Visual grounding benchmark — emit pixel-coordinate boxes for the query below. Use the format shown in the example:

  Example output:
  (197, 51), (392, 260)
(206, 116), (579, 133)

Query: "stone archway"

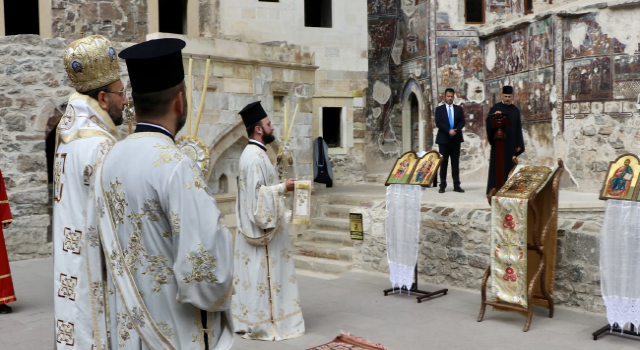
(400, 80), (426, 153)
(206, 120), (279, 185)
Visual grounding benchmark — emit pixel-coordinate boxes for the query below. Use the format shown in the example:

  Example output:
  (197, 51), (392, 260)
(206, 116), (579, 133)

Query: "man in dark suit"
(435, 88), (465, 193)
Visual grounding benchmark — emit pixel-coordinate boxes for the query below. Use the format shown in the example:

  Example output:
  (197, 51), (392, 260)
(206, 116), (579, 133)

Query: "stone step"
(294, 241), (354, 261)
(325, 193), (382, 207)
(319, 204), (353, 219)
(293, 255), (353, 274)
(311, 217), (350, 231)
(295, 269), (341, 280)
(301, 229), (354, 246)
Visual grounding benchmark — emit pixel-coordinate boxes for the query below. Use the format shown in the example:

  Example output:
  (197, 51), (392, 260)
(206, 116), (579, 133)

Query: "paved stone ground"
(2, 258), (638, 350)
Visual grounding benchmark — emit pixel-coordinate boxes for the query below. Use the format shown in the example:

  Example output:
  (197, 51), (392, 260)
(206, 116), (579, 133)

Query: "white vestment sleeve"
(168, 160), (234, 312)
(246, 158), (286, 231)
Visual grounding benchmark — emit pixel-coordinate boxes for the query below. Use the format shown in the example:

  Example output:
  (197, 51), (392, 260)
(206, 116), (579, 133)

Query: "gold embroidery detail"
(289, 275), (297, 284)
(96, 197), (106, 218)
(56, 320), (75, 346)
(141, 199), (164, 221)
(184, 164), (208, 192)
(86, 226), (100, 248)
(256, 282), (268, 296)
(170, 212), (180, 235)
(116, 311), (132, 347)
(157, 322), (174, 339)
(256, 310), (266, 320)
(271, 282), (282, 297)
(54, 153), (67, 203)
(0, 273), (10, 279)
(109, 242), (125, 276)
(280, 248), (291, 262)
(90, 281), (105, 314)
(62, 228), (82, 255)
(83, 165), (94, 186)
(242, 281), (250, 291)
(125, 211), (145, 271)
(242, 252), (250, 266)
(184, 244), (218, 284)
(152, 143), (183, 167)
(142, 254), (174, 292)
(57, 274), (78, 301)
(105, 178), (128, 226)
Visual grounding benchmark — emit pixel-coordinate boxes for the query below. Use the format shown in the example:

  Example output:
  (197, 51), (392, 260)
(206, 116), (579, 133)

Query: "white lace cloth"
(601, 200), (640, 330)
(385, 184), (422, 291)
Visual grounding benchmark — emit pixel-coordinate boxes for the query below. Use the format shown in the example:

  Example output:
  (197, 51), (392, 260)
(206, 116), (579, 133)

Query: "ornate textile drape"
(600, 200), (640, 330)
(385, 185), (422, 291)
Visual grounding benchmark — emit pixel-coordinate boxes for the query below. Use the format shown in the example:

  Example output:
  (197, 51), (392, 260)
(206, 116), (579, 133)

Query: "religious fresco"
(436, 37), (483, 99)
(484, 35), (506, 80)
(505, 28), (528, 75)
(488, 0), (522, 15)
(599, 154), (640, 201)
(392, 58), (429, 85)
(368, 0), (398, 16)
(527, 67), (555, 121)
(527, 18), (554, 69)
(460, 102), (486, 138)
(436, 12), (452, 30)
(485, 78), (506, 107)
(367, 16), (397, 137)
(408, 151), (441, 186)
(563, 14), (612, 59)
(504, 72), (530, 120)
(564, 57), (612, 101)
(613, 55), (640, 99)
(398, 1), (429, 62)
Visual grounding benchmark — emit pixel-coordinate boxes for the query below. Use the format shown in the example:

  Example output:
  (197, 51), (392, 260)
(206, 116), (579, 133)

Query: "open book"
(624, 173), (633, 181)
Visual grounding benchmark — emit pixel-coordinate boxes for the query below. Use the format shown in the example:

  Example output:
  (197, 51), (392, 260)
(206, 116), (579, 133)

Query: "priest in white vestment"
(231, 101), (305, 340)
(96, 38), (234, 350)
(53, 35), (129, 350)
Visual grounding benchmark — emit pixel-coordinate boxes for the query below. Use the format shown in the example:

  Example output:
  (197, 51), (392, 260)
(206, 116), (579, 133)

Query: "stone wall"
(51, 0), (148, 42)
(352, 200), (606, 313)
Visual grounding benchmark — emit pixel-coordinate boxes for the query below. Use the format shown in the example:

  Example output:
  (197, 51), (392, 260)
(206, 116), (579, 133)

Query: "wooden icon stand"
(383, 265), (448, 303)
(477, 158), (564, 332)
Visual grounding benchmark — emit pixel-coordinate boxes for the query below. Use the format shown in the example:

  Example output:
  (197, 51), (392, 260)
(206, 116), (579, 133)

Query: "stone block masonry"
(353, 200), (606, 314)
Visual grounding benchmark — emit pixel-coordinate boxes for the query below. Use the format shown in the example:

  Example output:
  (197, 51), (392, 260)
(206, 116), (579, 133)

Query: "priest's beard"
(108, 99), (124, 126)
(176, 92), (188, 133)
(262, 128), (275, 145)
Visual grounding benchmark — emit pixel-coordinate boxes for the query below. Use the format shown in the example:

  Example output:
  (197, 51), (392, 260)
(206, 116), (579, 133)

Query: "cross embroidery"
(62, 228), (82, 255)
(57, 274), (78, 301)
(83, 165), (94, 187)
(54, 153), (67, 203)
(57, 320), (75, 346)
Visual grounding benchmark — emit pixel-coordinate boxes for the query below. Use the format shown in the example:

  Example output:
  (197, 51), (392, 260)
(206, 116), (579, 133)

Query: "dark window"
(4, 0), (40, 35)
(259, 0), (279, 2)
(218, 174), (228, 194)
(465, 0), (484, 24)
(305, 0), (332, 28)
(524, 0), (533, 14)
(159, 0), (188, 34)
(322, 107), (341, 148)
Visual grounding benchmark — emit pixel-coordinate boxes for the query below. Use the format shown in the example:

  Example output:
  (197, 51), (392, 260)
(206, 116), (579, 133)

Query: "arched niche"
(207, 120), (279, 193)
(400, 80), (425, 153)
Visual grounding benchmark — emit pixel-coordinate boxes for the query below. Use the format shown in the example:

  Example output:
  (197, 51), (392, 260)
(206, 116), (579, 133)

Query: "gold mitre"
(63, 35), (120, 92)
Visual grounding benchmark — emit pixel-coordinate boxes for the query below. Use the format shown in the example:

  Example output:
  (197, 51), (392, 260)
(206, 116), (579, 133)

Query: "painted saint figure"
(393, 158), (411, 183)
(607, 159), (634, 198)
(414, 160), (433, 184)
(508, 180), (528, 193)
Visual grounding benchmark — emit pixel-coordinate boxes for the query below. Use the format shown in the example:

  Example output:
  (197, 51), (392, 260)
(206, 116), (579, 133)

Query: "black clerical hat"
(119, 38), (186, 94)
(239, 101), (268, 127)
(502, 85), (514, 94)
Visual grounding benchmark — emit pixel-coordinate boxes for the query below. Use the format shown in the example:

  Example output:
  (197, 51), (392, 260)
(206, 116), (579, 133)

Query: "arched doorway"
(401, 81), (425, 153)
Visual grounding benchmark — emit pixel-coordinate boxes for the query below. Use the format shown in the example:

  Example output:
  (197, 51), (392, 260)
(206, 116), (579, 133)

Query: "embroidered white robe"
(53, 93), (119, 350)
(231, 143), (305, 341)
(98, 132), (234, 350)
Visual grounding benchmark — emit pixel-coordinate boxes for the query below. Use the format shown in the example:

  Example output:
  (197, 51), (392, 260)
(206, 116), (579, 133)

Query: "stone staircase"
(293, 192), (371, 276)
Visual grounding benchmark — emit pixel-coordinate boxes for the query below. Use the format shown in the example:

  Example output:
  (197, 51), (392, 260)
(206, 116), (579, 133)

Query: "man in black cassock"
(485, 85), (525, 194)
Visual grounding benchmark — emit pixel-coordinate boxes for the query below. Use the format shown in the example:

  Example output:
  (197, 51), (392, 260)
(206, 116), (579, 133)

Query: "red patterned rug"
(306, 333), (391, 350)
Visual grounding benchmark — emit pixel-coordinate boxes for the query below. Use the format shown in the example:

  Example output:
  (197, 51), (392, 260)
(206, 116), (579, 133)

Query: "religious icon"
(507, 179), (528, 193)
(71, 61), (83, 74)
(385, 152), (419, 186)
(408, 150), (442, 187)
(599, 154), (640, 201)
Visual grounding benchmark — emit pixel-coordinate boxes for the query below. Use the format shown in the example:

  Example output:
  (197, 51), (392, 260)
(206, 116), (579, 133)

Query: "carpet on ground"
(306, 333), (391, 350)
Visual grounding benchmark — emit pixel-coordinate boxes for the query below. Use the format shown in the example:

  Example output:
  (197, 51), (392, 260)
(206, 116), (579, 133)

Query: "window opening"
(4, 0), (40, 35)
(305, 0), (332, 28)
(218, 174), (228, 194)
(159, 0), (188, 35)
(465, 0), (485, 24)
(322, 107), (341, 148)
(524, 0), (533, 14)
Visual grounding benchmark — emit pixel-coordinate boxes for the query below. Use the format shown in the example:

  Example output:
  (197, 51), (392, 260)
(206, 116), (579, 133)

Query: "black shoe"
(438, 188), (445, 193)
(0, 304), (12, 314)
(453, 187), (465, 193)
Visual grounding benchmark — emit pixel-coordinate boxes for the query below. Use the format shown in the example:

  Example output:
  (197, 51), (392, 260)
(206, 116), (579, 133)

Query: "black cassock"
(485, 102), (525, 194)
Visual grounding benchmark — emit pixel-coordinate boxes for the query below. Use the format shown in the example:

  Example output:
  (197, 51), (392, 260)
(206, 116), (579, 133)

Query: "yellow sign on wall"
(350, 213), (363, 240)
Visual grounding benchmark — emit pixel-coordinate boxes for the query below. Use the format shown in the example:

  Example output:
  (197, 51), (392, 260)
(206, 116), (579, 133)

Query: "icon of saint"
(393, 158), (411, 183)
(607, 159), (634, 198)
(414, 160), (433, 184)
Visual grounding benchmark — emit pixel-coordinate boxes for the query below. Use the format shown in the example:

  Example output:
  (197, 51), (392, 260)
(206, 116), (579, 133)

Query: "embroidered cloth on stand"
(600, 200), (640, 330)
(491, 166), (556, 308)
(293, 180), (311, 225)
(385, 184), (422, 291)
